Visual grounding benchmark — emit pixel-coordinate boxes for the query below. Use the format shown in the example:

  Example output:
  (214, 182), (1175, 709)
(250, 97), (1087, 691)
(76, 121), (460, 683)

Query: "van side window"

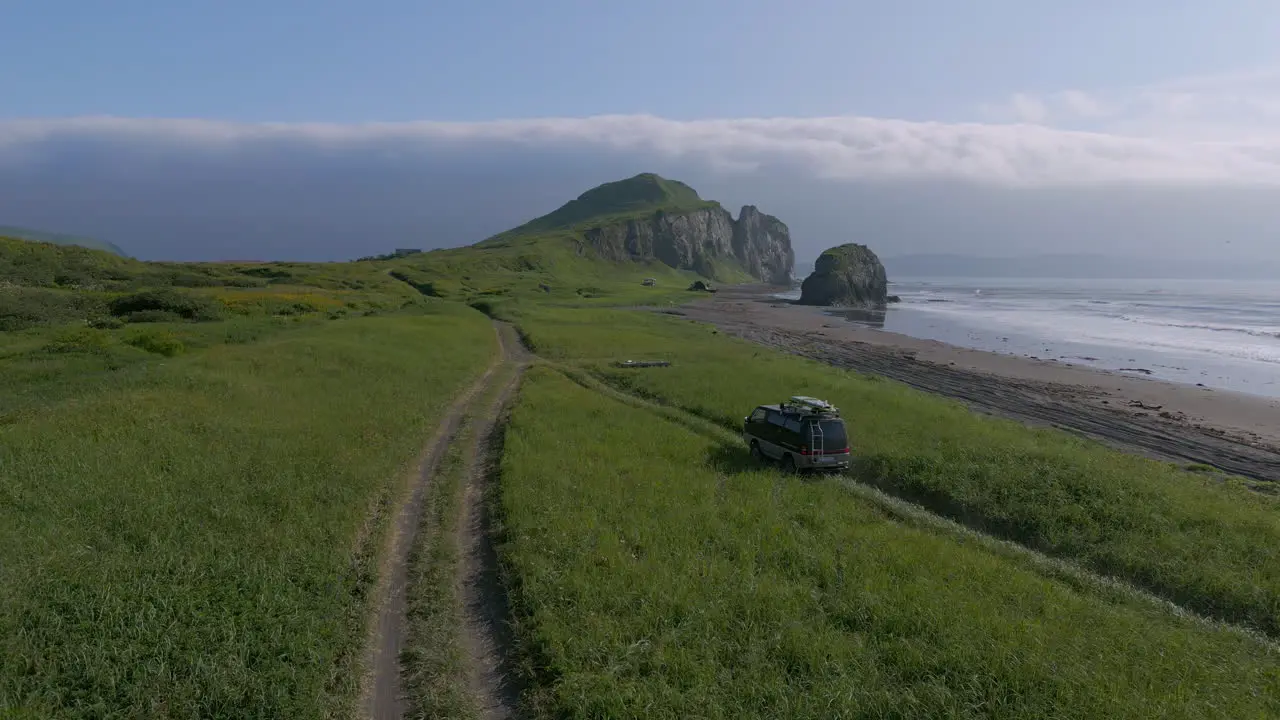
(784, 417), (802, 433)
(750, 408), (767, 423)
(766, 411), (785, 426)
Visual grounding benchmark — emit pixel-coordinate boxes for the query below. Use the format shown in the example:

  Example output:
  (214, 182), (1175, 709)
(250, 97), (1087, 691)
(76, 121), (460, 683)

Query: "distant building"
(642, 278), (656, 286)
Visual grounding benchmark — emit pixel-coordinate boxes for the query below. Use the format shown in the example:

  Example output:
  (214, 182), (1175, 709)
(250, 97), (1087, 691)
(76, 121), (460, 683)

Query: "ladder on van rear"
(809, 421), (824, 455)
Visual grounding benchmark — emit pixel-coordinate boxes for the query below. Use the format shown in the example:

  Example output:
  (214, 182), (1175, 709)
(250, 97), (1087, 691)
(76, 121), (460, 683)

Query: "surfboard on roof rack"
(782, 396), (840, 416)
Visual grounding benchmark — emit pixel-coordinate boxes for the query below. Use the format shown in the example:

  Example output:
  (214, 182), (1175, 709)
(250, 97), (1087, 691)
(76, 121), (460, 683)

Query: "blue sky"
(5, 0), (1279, 122)
(6, 2), (1280, 263)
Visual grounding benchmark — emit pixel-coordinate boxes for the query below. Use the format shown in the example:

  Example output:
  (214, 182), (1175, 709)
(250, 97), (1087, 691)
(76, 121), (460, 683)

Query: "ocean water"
(776, 278), (1280, 398)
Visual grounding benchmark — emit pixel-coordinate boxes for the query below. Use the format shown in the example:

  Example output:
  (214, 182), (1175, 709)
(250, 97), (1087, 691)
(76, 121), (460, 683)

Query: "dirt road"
(457, 324), (528, 719)
(363, 321), (527, 720)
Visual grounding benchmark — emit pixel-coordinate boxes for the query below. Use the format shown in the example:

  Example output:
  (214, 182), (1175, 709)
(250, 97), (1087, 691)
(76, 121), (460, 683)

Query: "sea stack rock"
(797, 244), (889, 306)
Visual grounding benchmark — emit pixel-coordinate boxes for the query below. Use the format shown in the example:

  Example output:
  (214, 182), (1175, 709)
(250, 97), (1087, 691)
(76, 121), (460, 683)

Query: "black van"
(742, 396), (850, 472)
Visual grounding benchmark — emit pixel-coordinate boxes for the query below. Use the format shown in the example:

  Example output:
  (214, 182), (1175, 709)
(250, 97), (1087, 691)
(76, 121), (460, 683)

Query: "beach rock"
(796, 243), (889, 307)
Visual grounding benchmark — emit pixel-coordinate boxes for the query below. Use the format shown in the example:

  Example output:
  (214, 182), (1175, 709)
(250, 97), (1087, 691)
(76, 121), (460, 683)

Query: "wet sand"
(674, 286), (1280, 484)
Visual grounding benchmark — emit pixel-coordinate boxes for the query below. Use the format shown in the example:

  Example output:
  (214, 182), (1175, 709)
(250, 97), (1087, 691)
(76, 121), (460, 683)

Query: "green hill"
(0, 224), (129, 257)
(380, 173), (757, 304)
(382, 172), (802, 304)
(500, 172), (719, 237)
(0, 173), (780, 329)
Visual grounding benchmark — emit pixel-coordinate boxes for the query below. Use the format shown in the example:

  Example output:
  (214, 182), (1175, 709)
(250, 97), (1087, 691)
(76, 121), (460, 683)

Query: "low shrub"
(108, 289), (224, 322)
(0, 287), (108, 330)
(123, 309), (183, 324)
(275, 301), (318, 316)
(87, 316), (126, 330)
(125, 330), (186, 357)
(42, 327), (113, 355)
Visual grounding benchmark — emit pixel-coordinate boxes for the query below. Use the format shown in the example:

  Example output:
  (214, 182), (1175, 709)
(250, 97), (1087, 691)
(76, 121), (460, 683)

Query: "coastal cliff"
(584, 203), (794, 284)
(797, 243), (888, 306)
(511, 173), (794, 284)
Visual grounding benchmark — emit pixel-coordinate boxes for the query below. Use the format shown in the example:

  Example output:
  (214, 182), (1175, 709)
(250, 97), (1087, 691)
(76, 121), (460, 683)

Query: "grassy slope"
(0, 235), (412, 293)
(0, 306), (496, 717)
(382, 173), (750, 304)
(382, 235), (726, 308)
(0, 236), (426, 332)
(506, 305), (1280, 639)
(498, 173), (719, 238)
(11, 172), (1280, 717)
(499, 367), (1279, 719)
(0, 226), (129, 257)
(0, 180), (741, 716)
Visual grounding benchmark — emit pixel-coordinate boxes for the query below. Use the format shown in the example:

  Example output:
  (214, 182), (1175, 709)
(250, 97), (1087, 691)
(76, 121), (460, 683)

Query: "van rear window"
(807, 419), (848, 451)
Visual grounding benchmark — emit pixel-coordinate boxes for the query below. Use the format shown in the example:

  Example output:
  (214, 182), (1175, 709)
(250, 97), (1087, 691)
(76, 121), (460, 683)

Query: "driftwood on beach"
(613, 360), (672, 369)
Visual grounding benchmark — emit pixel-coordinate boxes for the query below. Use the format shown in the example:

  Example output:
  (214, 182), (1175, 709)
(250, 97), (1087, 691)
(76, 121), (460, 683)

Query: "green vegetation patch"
(0, 225), (129, 257)
(502, 173), (719, 237)
(0, 237), (430, 329)
(498, 368), (1279, 718)
(385, 236), (711, 307)
(108, 288), (225, 322)
(123, 328), (187, 357)
(0, 287), (110, 331)
(0, 307), (496, 717)
(512, 306), (1280, 639)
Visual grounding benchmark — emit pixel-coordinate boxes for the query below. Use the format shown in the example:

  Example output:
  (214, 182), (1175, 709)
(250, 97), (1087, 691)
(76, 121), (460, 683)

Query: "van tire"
(750, 441), (763, 461)
(781, 454), (797, 474)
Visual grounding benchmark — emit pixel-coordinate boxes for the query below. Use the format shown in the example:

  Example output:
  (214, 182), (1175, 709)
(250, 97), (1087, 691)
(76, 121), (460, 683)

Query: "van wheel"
(781, 454), (797, 474)
(750, 441), (763, 461)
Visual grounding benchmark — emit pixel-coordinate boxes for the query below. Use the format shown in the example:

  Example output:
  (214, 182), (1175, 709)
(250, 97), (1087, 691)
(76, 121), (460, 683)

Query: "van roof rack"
(781, 395), (840, 416)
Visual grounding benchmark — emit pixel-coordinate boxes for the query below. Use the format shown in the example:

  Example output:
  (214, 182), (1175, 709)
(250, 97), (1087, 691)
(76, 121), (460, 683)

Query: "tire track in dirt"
(455, 322), (529, 719)
(362, 323), (505, 720)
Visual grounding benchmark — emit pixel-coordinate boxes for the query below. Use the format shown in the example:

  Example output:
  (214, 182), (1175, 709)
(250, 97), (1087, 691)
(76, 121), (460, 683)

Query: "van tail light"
(800, 445), (810, 456)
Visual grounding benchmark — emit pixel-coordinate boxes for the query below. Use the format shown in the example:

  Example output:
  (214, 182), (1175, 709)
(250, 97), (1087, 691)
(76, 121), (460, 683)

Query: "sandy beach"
(675, 286), (1280, 484)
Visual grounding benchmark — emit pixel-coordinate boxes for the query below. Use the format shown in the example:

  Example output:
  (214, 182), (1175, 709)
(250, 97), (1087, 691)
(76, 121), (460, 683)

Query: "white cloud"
(997, 66), (1280, 143)
(1057, 90), (1108, 118)
(1009, 93), (1049, 123)
(7, 111), (1280, 187)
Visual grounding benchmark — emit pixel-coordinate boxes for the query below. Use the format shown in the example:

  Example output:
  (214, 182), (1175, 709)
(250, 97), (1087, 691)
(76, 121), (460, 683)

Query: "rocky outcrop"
(583, 205), (794, 284)
(797, 244), (889, 307)
(584, 208), (734, 279)
(733, 206), (795, 285)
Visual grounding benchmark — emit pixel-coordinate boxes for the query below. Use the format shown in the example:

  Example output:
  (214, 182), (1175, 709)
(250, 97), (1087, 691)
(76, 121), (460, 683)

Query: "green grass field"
(497, 367), (1279, 719)
(506, 305), (1280, 640)
(9, 170), (1280, 718)
(0, 305), (496, 717)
